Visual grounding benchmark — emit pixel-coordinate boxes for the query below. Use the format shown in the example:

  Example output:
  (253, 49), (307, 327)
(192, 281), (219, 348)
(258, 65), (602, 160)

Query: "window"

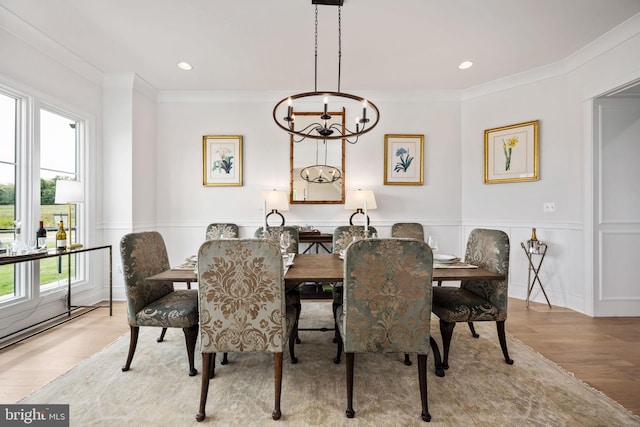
(0, 85), (85, 302)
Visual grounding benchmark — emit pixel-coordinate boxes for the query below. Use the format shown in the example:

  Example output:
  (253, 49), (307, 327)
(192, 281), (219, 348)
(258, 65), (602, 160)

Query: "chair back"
(254, 226), (299, 253)
(462, 228), (510, 319)
(391, 222), (424, 241)
(332, 225), (378, 254)
(205, 223), (239, 240)
(197, 239), (288, 353)
(120, 231), (174, 324)
(341, 238), (433, 354)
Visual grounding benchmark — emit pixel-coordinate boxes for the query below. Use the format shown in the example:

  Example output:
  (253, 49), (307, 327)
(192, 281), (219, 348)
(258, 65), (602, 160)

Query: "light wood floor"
(0, 299), (638, 416)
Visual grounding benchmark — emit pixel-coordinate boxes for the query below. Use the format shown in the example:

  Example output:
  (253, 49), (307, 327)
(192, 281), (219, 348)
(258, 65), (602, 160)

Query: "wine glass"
(427, 236), (439, 253)
(279, 233), (291, 254)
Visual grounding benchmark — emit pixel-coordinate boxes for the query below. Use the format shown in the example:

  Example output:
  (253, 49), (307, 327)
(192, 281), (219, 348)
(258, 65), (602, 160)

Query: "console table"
(520, 240), (551, 308)
(0, 245), (112, 349)
(299, 233), (332, 254)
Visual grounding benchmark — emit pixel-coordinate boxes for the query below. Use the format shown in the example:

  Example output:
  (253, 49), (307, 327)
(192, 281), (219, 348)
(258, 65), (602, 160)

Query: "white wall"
(152, 92), (463, 265)
(460, 15), (640, 315)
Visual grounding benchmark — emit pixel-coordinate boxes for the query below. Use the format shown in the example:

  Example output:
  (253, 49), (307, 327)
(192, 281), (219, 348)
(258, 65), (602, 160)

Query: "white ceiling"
(1, 0), (640, 92)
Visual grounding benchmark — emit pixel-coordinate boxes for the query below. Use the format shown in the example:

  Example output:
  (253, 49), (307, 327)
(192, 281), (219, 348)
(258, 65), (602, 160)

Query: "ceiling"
(1, 0), (640, 92)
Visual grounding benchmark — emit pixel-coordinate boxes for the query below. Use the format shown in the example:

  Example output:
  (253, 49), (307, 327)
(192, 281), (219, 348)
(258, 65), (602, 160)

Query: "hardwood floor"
(0, 298), (638, 416)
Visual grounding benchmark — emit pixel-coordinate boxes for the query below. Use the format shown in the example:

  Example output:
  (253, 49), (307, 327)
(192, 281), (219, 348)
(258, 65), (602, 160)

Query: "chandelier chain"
(314, 5), (318, 92)
(338, 6), (342, 93)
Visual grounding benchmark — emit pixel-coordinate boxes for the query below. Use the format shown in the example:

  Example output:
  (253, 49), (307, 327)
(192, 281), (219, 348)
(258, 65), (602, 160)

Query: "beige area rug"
(21, 302), (640, 426)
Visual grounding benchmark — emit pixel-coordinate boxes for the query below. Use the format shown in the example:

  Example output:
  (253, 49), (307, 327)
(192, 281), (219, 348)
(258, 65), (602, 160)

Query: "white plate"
(434, 254), (458, 263)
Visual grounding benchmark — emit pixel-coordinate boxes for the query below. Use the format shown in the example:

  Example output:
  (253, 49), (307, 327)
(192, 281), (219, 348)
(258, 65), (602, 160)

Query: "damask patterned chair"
(255, 226), (302, 343)
(195, 239), (297, 422)
(391, 222), (426, 365)
(205, 223), (239, 240)
(331, 225), (377, 343)
(120, 231), (199, 376)
(334, 238), (433, 421)
(391, 222), (425, 241)
(431, 228), (513, 370)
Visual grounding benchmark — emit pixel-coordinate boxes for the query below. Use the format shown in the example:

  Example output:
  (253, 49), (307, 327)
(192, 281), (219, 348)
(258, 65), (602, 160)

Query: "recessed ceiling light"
(458, 61), (473, 70)
(177, 61), (193, 71)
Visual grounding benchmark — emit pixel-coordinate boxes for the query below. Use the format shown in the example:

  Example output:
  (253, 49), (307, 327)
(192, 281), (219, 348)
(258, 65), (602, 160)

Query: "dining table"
(146, 252), (504, 377)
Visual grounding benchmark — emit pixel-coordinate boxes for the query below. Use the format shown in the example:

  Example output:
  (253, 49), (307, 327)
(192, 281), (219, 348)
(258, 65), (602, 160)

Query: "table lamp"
(55, 179), (84, 249)
(261, 189), (289, 227)
(345, 189), (376, 231)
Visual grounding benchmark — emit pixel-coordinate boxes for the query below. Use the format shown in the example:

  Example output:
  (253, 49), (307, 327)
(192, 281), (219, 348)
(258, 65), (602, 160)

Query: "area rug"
(21, 302), (640, 426)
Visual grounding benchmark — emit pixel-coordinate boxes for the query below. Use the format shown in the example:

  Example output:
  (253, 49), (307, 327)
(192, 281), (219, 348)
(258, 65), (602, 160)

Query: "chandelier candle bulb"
(263, 200), (267, 233)
(364, 200), (368, 233)
(287, 97), (292, 118)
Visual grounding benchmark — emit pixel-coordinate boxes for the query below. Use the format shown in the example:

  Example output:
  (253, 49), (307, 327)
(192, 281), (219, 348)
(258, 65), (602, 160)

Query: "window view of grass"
(1, 204), (76, 298)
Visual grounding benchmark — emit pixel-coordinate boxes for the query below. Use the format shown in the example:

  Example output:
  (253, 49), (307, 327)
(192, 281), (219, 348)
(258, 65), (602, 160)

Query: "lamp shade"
(344, 189), (376, 210)
(55, 180), (84, 204)
(261, 189), (289, 212)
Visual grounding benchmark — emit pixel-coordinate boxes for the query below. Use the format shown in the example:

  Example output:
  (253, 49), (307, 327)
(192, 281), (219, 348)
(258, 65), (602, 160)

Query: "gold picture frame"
(484, 120), (539, 184)
(202, 135), (243, 186)
(384, 134), (424, 185)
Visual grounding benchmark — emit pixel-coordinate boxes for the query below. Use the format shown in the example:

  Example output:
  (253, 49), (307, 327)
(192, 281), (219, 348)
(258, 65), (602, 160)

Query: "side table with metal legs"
(521, 241), (551, 308)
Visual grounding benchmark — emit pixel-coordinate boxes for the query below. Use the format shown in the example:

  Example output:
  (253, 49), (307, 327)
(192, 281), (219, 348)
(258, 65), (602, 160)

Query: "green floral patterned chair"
(205, 223), (239, 240)
(391, 222), (425, 241)
(331, 225), (377, 343)
(334, 238), (433, 422)
(120, 231), (199, 376)
(195, 239), (297, 422)
(391, 222), (426, 365)
(255, 226), (301, 343)
(431, 228), (513, 370)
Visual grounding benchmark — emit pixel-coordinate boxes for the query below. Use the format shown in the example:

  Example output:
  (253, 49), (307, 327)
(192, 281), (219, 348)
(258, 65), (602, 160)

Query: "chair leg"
(429, 336), (445, 377)
(208, 353), (217, 379)
(294, 301), (302, 344)
(332, 300), (340, 343)
(497, 320), (514, 365)
(468, 322), (479, 338)
(439, 320), (456, 370)
(121, 325), (139, 372)
(183, 325), (198, 376)
(345, 352), (355, 418)
(272, 352), (283, 420)
(289, 333), (298, 364)
(417, 354), (431, 422)
(334, 329), (343, 364)
(195, 352), (212, 422)
(404, 353), (412, 366)
(221, 353), (228, 365)
(157, 327), (167, 342)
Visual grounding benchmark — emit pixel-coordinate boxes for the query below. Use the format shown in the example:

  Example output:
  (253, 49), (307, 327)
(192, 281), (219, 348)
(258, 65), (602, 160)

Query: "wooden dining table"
(146, 253), (503, 377)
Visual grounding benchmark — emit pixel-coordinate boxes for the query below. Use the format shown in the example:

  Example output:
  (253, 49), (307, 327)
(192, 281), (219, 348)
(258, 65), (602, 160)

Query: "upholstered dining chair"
(255, 226), (302, 343)
(119, 231), (199, 376)
(431, 228), (513, 370)
(334, 238), (433, 421)
(195, 239), (297, 422)
(331, 225), (378, 343)
(391, 222), (425, 365)
(391, 222), (425, 241)
(205, 223), (239, 240)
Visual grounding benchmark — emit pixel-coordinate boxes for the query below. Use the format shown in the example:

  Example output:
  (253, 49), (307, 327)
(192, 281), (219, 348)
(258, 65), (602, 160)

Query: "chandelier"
(272, 0), (380, 144)
(300, 138), (341, 184)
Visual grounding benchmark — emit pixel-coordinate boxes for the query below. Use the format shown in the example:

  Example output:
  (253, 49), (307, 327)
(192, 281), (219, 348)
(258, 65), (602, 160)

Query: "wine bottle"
(56, 220), (67, 251)
(528, 227), (538, 253)
(36, 220), (47, 249)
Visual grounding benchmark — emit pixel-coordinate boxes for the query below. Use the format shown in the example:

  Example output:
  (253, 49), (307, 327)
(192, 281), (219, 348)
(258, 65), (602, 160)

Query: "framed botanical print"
(484, 121), (539, 184)
(202, 135), (243, 186)
(384, 134), (424, 185)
